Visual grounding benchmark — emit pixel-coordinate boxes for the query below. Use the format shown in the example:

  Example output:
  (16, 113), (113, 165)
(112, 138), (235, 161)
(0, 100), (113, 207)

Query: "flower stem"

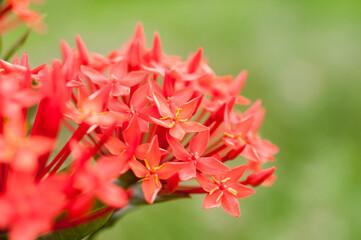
(3, 29), (31, 61)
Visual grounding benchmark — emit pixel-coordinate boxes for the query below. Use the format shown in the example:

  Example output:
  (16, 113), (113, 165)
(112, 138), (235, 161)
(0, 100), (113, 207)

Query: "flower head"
(0, 23), (278, 239)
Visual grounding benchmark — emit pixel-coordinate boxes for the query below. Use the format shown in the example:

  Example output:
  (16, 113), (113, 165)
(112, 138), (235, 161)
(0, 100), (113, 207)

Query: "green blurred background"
(5, 0), (361, 239)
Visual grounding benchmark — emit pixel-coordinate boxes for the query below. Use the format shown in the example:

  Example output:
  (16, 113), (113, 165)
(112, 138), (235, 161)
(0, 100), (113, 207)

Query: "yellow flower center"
(160, 108), (188, 128)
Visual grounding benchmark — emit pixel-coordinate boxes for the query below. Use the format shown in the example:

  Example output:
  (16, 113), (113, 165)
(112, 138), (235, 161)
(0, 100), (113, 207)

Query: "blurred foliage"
(4, 0), (361, 239)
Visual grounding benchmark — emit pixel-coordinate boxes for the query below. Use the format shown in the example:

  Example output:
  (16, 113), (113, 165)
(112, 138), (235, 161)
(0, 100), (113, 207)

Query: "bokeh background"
(5, 0), (361, 239)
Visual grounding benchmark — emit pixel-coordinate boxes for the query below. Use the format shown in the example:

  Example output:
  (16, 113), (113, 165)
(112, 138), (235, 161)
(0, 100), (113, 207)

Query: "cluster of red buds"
(0, 23), (278, 240)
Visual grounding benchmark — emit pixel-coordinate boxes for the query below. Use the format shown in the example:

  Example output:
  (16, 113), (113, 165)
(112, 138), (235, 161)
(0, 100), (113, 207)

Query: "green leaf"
(0, 232), (7, 240)
(116, 170), (138, 189)
(38, 203), (114, 240)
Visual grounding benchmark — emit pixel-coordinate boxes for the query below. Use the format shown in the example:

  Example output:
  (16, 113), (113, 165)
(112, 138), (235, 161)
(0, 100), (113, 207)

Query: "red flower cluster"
(0, 23), (278, 240)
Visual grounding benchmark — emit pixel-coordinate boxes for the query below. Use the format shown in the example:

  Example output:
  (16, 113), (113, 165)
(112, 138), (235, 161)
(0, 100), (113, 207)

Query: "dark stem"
(0, 3), (11, 18)
(3, 29), (31, 61)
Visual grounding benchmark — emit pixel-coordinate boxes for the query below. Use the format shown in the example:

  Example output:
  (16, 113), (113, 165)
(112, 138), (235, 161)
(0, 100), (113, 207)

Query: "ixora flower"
(0, 23), (278, 240)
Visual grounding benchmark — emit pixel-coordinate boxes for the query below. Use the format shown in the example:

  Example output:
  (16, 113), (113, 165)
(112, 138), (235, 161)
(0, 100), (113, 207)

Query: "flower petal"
(96, 183), (128, 208)
(112, 84), (130, 97)
(178, 96), (201, 120)
(157, 162), (187, 179)
(95, 155), (129, 180)
(152, 91), (172, 117)
(130, 84), (149, 109)
(242, 167), (276, 187)
(187, 48), (202, 73)
(76, 35), (90, 65)
(100, 135), (127, 155)
(123, 115), (141, 147)
(151, 31), (162, 62)
(146, 136), (161, 168)
(108, 97), (130, 113)
(189, 130), (209, 156)
(142, 174), (162, 204)
(221, 192), (240, 217)
(225, 165), (248, 182)
(109, 61), (127, 80)
(166, 134), (191, 160)
(243, 99), (262, 117)
(172, 87), (194, 107)
(180, 121), (208, 133)
(121, 71), (149, 87)
(229, 183), (256, 199)
(178, 162), (196, 181)
(203, 190), (222, 209)
(196, 157), (230, 175)
(234, 115), (255, 137)
(169, 123), (185, 140)
(229, 70), (247, 96)
(149, 116), (172, 128)
(241, 145), (261, 162)
(81, 65), (108, 85)
(196, 172), (217, 192)
(129, 158), (148, 178)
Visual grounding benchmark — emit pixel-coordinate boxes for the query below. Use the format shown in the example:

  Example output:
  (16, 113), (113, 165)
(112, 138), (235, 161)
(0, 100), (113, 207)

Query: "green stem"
(3, 29), (31, 61)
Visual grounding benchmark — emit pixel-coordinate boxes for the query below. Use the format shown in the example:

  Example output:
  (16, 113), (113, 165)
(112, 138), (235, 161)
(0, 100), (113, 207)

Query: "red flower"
(0, 172), (67, 240)
(63, 85), (128, 133)
(0, 23), (278, 239)
(196, 166), (255, 217)
(241, 166), (276, 187)
(81, 61), (148, 97)
(108, 84), (150, 132)
(150, 91), (208, 140)
(129, 136), (186, 204)
(72, 155), (129, 209)
(223, 113), (261, 162)
(167, 131), (229, 181)
(0, 116), (54, 172)
(97, 114), (154, 172)
(0, 54), (42, 118)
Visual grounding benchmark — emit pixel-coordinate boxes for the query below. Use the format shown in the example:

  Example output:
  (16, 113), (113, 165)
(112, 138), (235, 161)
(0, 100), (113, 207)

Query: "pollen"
(224, 132), (235, 138)
(168, 121), (175, 128)
(155, 174), (160, 186)
(137, 177), (149, 183)
(130, 105), (136, 114)
(174, 108), (182, 121)
(228, 188), (238, 196)
(224, 131), (244, 143)
(211, 176), (220, 185)
(216, 191), (224, 202)
(224, 132), (242, 138)
(109, 74), (117, 81)
(119, 150), (126, 157)
(154, 163), (165, 170)
(149, 163), (165, 174)
(209, 187), (219, 195)
(144, 159), (151, 170)
(221, 177), (231, 183)
(160, 115), (171, 120)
